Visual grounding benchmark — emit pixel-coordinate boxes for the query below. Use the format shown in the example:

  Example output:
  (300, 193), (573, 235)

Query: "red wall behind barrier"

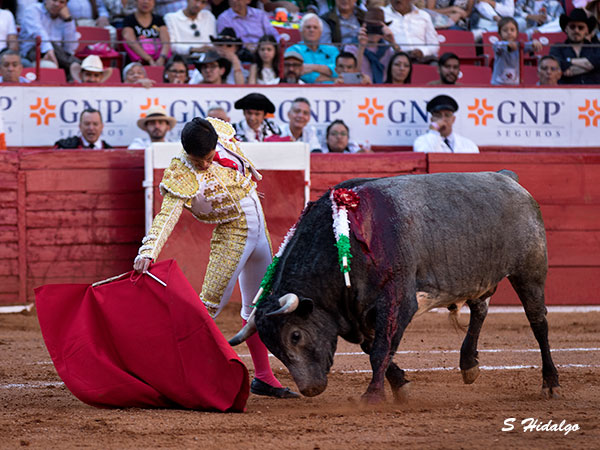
(0, 149), (598, 306)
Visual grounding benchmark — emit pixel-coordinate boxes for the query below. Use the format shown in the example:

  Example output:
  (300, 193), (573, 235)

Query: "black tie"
(88, 143), (95, 149)
(444, 138), (453, 152)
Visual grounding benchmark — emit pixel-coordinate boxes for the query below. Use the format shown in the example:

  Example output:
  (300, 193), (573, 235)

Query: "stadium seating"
(531, 31), (567, 57)
(75, 26), (121, 68)
(458, 65), (492, 85)
(144, 65), (165, 83)
(436, 30), (485, 65)
(412, 64), (439, 84)
(522, 65), (539, 85)
(274, 26), (301, 45)
(22, 67), (67, 83)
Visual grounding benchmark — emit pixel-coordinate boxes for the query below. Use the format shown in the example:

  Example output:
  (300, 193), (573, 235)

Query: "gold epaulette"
(159, 158), (199, 199)
(207, 116), (236, 141)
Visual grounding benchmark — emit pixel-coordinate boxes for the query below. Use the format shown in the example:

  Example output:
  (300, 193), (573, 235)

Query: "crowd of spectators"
(1, 0), (598, 85)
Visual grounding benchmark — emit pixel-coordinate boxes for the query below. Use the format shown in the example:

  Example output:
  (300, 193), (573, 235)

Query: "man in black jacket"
(54, 108), (113, 149)
(549, 9), (600, 85)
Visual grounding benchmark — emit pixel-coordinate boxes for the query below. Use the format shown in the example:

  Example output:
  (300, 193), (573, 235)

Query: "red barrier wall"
(1, 149), (598, 306)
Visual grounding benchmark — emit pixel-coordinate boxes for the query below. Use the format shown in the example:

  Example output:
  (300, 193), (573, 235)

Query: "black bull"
(230, 171), (561, 402)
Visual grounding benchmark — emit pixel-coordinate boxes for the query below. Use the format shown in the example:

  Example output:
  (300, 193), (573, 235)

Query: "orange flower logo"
(467, 98), (494, 126)
(29, 97), (57, 126)
(577, 99), (600, 127)
(357, 98), (385, 125)
(139, 98), (166, 118)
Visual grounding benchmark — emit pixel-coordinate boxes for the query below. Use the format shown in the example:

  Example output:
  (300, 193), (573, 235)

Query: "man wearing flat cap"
(413, 95), (479, 153)
(233, 93), (282, 142)
(128, 106), (177, 149)
(549, 8), (600, 84)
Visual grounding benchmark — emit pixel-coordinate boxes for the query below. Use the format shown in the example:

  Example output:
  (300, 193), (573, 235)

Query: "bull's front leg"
(362, 287), (417, 404)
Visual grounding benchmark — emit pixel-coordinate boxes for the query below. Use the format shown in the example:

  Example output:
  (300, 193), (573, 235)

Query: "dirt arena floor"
(0, 303), (598, 449)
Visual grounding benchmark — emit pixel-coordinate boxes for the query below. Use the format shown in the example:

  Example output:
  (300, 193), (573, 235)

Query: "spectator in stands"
(104, 0), (136, 26)
(349, 8), (396, 84)
(550, 8), (600, 84)
(280, 49), (305, 83)
(163, 54), (190, 83)
(248, 34), (280, 84)
(491, 17), (542, 85)
(287, 13), (339, 84)
(587, 0), (600, 43)
(382, 0), (440, 64)
(210, 27), (247, 80)
(384, 51), (412, 84)
(122, 0), (171, 66)
(319, 119), (368, 153)
(537, 55), (562, 85)
(233, 92), (282, 142)
(514, 0), (563, 35)
(471, 0), (516, 40)
(128, 106), (177, 149)
(189, 49), (238, 83)
(67, 0), (111, 26)
(0, 50), (30, 83)
(413, 94), (479, 153)
(122, 61), (156, 86)
(71, 54), (113, 83)
(332, 51), (372, 83)
(206, 105), (230, 121)
(216, 0), (280, 47)
(320, 0), (364, 44)
(19, 0), (80, 75)
(154, 0), (187, 16)
(0, 7), (18, 53)
(55, 109), (113, 149)
(423, 0), (473, 30)
(165, 0), (216, 60)
(278, 97), (322, 151)
(428, 51), (462, 84)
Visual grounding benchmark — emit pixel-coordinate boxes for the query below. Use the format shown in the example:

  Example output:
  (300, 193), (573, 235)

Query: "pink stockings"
(242, 319), (282, 388)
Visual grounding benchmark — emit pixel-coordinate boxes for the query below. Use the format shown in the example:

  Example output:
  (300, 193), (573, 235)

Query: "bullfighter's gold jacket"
(136, 117), (262, 263)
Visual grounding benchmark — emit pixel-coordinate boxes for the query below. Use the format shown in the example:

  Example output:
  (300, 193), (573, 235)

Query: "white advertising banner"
(1, 85), (599, 147)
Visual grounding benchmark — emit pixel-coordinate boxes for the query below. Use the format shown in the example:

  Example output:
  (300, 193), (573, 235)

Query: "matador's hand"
(133, 257), (152, 273)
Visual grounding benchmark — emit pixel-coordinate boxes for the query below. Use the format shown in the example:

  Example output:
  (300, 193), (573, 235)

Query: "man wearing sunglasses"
(549, 8), (600, 84)
(165, 0), (216, 60)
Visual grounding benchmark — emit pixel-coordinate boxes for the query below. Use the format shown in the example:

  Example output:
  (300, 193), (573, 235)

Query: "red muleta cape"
(35, 259), (249, 411)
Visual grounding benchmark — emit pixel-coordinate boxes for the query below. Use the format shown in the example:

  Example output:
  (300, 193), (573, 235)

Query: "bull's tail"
(497, 169), (519, 183)
(447, 302), (468, 333)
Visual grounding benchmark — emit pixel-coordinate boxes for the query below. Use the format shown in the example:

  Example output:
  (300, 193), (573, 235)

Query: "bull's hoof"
(541, 386), (562, 400)
(360, 390), (385, 405)
(392, 382), (410, 403)
(461, 365), (480, 385)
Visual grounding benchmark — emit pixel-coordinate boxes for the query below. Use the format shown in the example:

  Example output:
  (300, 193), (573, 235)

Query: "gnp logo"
(30, 97), (57, 125)
(467, 98), (561, 126)
(578, 99), (600, 127)
(358, 98), (385, 125)
(138, 97), (166, 118)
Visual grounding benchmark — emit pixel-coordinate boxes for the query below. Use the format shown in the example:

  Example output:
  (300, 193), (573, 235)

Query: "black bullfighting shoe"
(250, 378), (301, 399)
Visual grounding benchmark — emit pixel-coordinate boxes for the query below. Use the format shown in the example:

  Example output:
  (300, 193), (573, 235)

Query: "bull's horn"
(228, 309), (257, 346)
(266, 293), (299, 317)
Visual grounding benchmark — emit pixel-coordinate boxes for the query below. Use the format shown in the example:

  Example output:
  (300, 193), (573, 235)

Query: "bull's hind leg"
(509, 273), (560, 399)
(460, 298), (489, 384)
(386, 363), (410, 403)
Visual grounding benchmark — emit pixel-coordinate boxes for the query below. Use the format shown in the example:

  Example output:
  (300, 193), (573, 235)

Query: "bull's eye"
(291, 331), (301, 345)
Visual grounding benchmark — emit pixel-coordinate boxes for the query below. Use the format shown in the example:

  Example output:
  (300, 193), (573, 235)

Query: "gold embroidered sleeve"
(136, 193), (184, 262)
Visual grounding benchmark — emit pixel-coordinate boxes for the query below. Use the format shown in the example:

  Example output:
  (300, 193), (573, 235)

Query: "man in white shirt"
(413, 95), (479, 154)
(164, 0), (216, 59)
(128, 106), (177, 150)
(278, 97), (322, 152)
(233, 93), (281, 142)
(382, 0), (439, 64)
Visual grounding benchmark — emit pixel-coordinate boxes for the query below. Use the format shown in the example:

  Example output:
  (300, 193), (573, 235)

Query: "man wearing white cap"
(128, 106), (177, 149)
(71, 55), (113, 83)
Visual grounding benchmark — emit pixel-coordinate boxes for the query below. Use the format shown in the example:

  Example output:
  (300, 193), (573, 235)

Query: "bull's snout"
(300, 384), (327, 397)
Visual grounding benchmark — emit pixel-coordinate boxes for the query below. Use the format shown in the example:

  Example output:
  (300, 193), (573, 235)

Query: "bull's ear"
(297, 298), (314, 318)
